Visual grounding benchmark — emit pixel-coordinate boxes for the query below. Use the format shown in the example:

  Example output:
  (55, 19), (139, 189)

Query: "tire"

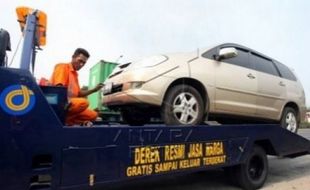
(280, 107), (299, 133)
(161, 84), (204, 125)
(121, 108), (150, 126)
(231, 145), (268, 190)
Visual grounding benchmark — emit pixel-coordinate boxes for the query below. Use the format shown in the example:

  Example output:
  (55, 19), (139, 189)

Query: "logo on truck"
(0, 85), (36, 115)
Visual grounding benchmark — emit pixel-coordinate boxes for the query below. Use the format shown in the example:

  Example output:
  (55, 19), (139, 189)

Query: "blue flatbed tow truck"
(0, 7), (309, 190)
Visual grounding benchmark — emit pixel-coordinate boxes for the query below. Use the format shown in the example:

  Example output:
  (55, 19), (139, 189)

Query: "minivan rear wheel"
(161, 84), (204, 125)
(280, 107), (298, 133)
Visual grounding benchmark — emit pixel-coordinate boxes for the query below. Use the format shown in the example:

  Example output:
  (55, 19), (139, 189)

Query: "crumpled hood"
(106, 50), (198, 83)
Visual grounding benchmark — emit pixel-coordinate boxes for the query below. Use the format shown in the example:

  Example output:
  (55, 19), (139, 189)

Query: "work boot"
(81, 121), (93, 127)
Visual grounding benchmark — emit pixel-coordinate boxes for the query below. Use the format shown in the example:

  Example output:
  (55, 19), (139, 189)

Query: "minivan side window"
(202, 47), (218, 59)
(274, 61), (297, 81)
(221, 48), (251, 69)
(251, 53), (279, 76)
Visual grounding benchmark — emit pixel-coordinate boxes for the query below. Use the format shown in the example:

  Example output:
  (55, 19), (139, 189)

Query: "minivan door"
(250, 53), (286, 120)
(214, 48), (257, 116)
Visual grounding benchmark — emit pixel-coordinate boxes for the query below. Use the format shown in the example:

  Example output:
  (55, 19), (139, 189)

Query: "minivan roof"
(219, 43), (279, 63)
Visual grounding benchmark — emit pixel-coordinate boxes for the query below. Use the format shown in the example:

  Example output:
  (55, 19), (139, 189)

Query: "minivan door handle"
(247, 73), (256, 79)
(279, 81), (286, 87)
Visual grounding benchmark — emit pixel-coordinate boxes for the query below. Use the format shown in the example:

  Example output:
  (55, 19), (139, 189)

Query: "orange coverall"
(50, 63), (97, 125)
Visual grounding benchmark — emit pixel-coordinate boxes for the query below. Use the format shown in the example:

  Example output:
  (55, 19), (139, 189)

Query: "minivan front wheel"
(280, 107), (298, 133)
(161, 85), (204, 125)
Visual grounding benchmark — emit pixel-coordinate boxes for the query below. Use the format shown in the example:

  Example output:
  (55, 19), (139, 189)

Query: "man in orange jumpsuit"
(50, 48), (104, 126)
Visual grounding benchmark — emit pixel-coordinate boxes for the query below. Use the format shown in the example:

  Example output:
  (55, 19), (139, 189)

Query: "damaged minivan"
(102, 43), (306, 133)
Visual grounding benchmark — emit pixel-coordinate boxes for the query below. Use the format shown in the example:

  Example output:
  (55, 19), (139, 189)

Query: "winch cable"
(9, 33), (23, 67)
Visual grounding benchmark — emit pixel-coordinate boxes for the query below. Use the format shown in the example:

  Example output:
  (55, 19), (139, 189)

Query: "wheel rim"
(248, 155), (264, 181)
(172, 92), (199, 124)
(285, 112), (297, 132)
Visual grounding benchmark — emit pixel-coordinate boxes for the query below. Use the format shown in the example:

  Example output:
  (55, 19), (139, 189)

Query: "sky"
(1, 0), (310, 107)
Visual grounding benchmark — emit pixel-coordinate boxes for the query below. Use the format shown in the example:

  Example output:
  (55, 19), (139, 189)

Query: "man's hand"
(93, 83), (104, 92)
(78, 83), (104, 97)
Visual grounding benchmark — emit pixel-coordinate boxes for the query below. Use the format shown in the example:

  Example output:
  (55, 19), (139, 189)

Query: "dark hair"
(72, 48), (90, 58)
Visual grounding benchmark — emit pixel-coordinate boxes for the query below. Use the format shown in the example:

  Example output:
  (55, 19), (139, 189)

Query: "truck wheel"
(121, 108), (150, 126)
(161, 84), (204, 125)
(280, 107), (298, 133)
(232, 145), (268, 190)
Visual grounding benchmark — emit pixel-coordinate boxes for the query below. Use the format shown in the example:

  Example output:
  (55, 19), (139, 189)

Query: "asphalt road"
(103, 129), (310, 190)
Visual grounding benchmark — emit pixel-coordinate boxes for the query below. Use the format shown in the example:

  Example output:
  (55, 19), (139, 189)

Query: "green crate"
(88, 60), (117, 110)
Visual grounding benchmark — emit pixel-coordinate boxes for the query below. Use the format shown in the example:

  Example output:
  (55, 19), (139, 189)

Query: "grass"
(300, 122), (310, 129)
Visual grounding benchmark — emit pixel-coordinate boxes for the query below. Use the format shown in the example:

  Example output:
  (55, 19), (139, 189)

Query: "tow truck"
(0, 7), (309, 190)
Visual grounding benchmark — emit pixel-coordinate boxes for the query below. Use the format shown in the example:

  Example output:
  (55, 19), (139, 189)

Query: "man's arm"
(50, 64), (69, 86)
(78, 83), (104, 97)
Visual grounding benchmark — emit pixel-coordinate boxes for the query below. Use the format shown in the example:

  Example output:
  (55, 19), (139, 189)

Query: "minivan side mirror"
(215, 47), (238, 61)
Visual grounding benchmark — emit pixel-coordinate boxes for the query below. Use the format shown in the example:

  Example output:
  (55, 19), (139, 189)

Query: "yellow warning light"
(16, 6), (47, 46)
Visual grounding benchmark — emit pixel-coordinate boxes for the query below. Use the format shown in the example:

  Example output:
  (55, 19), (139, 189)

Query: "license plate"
(102, 82), (113, 94)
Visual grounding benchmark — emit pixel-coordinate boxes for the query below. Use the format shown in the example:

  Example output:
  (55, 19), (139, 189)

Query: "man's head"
(71, 48), (90, 71)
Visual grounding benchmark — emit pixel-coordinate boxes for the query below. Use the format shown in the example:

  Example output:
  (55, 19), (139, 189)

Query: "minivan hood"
(108, 50), (198, 79)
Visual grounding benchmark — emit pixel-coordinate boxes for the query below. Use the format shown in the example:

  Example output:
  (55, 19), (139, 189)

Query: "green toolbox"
(88, 60), (117, 111)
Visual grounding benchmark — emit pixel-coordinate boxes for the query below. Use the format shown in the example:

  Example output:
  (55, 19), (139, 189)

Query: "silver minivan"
(103, 43), (306, 132)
